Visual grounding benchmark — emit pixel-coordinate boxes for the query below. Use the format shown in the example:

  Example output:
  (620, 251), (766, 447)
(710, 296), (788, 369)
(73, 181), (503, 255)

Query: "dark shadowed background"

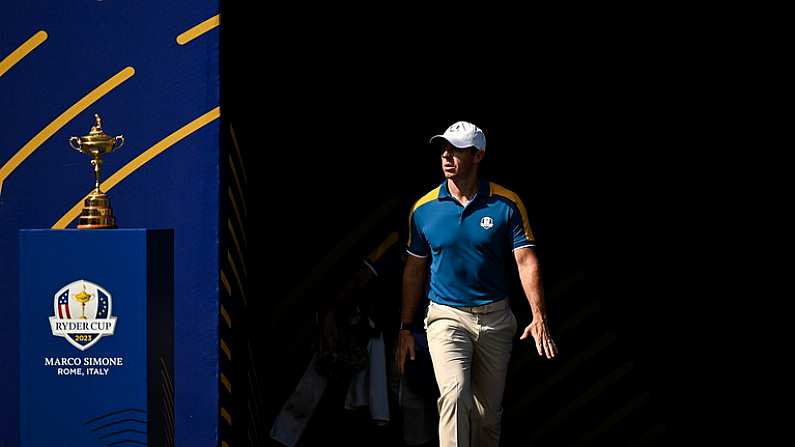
(221, 8), (672, 446)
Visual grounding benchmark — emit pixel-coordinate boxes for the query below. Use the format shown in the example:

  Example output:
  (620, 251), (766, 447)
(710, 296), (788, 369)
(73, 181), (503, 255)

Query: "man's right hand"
(395, 330), (416, 376)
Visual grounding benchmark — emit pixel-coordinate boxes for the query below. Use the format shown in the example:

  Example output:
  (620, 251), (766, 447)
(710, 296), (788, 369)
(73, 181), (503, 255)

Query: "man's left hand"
(520, 319), (557, 359)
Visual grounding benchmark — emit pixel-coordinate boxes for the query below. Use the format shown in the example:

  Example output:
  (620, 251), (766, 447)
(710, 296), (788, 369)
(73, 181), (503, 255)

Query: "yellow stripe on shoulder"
(411, 186), (441, 214)
(407, 185), (441, 247)
(490, 182), (534, 241)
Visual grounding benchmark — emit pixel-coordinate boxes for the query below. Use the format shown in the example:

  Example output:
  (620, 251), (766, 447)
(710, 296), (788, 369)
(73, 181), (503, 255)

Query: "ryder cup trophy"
(69, 114), (124, 229)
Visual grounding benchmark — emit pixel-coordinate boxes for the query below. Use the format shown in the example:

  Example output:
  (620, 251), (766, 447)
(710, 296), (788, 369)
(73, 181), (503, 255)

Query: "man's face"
(440, 142), (483, 179)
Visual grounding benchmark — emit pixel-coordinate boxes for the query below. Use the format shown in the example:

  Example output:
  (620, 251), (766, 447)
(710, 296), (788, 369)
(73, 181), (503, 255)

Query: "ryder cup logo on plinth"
(49, 280), (117, 351)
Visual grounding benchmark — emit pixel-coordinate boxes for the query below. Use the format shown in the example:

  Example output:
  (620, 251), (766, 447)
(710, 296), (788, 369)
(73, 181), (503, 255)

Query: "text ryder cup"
(50, 320), (115, 333)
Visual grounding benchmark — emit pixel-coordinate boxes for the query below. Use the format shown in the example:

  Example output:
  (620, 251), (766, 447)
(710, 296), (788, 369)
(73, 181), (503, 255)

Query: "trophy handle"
(114, 135), (124, 150)
(69, 137), (82, 152)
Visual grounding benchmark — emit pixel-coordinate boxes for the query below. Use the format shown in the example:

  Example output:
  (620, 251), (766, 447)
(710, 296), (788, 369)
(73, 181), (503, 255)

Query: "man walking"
(396, 121), (557, 447)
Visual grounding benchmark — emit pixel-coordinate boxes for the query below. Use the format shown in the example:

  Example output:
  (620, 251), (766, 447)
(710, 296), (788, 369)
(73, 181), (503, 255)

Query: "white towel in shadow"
(344, 332), (390, 425)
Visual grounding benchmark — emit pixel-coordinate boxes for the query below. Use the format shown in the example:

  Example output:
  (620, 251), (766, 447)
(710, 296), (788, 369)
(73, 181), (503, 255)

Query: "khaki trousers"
(424, 299), (517, 447)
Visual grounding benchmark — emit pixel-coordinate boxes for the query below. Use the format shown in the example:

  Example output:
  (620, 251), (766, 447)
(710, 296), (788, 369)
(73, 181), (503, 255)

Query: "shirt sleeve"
(406, 211), (430, 258)
(509, 197), (536, 251)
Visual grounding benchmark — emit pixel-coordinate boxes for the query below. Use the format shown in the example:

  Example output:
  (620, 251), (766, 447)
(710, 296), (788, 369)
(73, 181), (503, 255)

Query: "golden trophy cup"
(69, 114), (124, 229)
(74, 283), (93, 319)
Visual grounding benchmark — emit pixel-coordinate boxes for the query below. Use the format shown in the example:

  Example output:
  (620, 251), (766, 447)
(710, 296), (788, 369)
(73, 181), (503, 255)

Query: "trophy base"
(77, 190), (117, 229)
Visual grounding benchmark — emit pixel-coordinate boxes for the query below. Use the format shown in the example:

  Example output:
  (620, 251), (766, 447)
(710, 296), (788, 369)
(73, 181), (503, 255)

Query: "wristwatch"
(399, 321), (412, 332)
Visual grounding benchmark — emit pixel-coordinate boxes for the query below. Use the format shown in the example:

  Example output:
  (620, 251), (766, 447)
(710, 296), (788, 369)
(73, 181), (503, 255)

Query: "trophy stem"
(91, 157), (103, 192)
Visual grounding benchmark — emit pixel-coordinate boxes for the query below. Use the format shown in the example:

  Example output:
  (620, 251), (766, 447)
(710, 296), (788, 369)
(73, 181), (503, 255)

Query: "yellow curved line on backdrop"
(0, 30), (48, 77)
(176, 15), (220, 45)
(0, 67), (135, 192)
(51, 106), (221, 229)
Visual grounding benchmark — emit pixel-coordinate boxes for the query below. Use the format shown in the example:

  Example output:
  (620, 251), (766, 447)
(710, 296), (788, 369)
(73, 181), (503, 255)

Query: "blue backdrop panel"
(19, 229), (173, 446)
(2, 1), (220, 445)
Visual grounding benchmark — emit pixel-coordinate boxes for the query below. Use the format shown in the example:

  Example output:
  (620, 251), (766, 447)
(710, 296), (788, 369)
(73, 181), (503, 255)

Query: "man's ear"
(474, 150), (485, 164)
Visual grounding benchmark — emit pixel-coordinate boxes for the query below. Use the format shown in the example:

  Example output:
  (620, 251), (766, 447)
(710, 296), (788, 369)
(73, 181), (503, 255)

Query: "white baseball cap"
(430, 121), (486, 152)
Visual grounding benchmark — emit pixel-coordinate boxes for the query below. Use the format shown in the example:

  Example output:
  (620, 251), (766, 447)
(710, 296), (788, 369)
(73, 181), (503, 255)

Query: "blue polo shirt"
(407, 179), (535, 307)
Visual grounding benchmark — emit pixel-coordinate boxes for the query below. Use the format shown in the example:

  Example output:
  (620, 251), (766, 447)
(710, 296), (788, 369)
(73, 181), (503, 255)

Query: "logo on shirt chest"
(480, 216), (494, 229)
